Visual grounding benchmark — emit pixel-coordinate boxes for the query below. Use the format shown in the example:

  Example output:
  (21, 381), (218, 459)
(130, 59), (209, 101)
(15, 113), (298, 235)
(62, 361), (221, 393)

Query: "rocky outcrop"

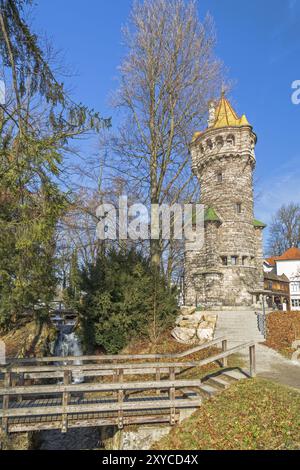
(171, 307), (217, 345)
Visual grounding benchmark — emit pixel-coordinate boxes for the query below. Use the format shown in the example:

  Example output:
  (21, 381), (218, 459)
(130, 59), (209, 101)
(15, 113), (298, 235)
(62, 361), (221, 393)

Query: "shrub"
(77, 248), (178, 353)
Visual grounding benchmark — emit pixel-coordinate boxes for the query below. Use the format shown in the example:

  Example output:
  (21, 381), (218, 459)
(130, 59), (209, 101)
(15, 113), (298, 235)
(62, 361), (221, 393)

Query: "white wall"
(276, 260), (300, 310)
(276, 260), (300, 280)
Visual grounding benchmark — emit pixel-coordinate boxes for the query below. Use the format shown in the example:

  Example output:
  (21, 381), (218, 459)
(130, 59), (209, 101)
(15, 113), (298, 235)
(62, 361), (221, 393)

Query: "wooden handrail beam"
(0, 378), (202, 397)
(1, 336), (226, 368)
(0, 398), (203, 419)
(0, 342), (254, 397)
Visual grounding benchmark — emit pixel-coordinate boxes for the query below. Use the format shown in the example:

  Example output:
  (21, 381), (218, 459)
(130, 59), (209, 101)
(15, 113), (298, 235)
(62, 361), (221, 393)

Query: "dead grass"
(86, 332), (245, 400)
(0, 320), (56, 358)
(265, 311), (300, 358)
(153, 379), (300, 450)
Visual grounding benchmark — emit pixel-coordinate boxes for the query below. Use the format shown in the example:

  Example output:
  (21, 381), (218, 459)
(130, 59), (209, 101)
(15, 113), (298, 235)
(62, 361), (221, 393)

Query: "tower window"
(231, 256), (238, 266)
(236, 203), (242, 214)
(242, 256), (248, 266)
(206, 139), (213, 150)
(226, 134), (235, 146)
(221, 256), (228, 266)
(216, 136), (224, 149)
(217, 172), (223, 183)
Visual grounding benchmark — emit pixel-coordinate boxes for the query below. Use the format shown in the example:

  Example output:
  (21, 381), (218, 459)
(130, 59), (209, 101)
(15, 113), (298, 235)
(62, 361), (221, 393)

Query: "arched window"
(206, 139), (213, 150)
(226, 134), (235, 146)
(216, 136), (224, 150)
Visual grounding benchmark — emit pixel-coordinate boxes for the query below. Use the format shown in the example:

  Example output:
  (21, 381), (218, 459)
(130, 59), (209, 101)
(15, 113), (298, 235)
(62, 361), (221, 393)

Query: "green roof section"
(253, 218), (267, 228)
(191, 206), (221, 225)
(205, 207), (221, 223)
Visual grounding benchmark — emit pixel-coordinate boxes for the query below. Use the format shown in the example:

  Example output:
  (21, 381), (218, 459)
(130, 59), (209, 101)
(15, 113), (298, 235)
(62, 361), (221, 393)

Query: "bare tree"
(267, 203), (300, 256)
(105, 0), (224, 269)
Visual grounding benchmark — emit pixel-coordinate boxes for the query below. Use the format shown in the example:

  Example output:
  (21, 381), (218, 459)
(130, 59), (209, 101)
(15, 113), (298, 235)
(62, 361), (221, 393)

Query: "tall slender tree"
(105, 0), (224, 269)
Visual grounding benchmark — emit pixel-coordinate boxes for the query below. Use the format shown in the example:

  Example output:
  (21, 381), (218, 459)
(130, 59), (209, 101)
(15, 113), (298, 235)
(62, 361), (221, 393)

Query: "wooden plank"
(0, 378), (203, 397)
(1, 336), (226, 369)
(23, 367), (174, 380)
(62, 370), (71, 433)
(0, 341), (253, 396)
(4, 361), (195, 374)
(156, 367), (161, 396)
(0, 397), (202, 418)
(118, 368), (124, 429)
(169, 367), (176, 426)
(222, 340), (228, 368)
(8, 414), (175, 433)
(249, 345), (256, 378)
(2, 369), (11, 434)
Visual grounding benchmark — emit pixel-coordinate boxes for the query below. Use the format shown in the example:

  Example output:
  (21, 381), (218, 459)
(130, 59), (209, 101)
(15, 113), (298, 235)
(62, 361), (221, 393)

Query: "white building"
(265, 247), (300, 311)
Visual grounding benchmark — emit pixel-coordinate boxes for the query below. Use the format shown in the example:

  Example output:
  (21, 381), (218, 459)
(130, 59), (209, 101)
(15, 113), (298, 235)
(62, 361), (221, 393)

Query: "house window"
(292, 299), (300, 308)
(291, 282), (300, 293)
(236, 203), (242, 214)
(217, 172), (223, 183)
(242, 256), (248, 266)
(268, 281), (273, 290)
(221, 256), (228, 266)
(231, 256), (238, 266)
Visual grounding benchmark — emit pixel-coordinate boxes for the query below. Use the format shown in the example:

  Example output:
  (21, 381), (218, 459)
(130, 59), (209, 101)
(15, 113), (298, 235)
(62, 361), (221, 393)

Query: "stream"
(36, 321), (103, 450)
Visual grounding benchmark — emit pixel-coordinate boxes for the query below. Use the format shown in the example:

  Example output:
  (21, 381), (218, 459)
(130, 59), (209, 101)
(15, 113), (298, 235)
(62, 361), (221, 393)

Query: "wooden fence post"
(62, 370), (71, 433)
(2, 368), (12, 434)
(169, 367), (176, 425)
(118, 368), (124, 429)
(18, 373), (25, 403)
(156, 367), (161, 396)
(222, 340), (228, 368)
(249, 345), (256, 378)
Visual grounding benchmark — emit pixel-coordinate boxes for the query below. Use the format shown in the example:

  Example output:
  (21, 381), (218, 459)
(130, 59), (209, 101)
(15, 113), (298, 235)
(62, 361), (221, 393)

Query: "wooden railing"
(2, 336), (228, 365)
(0, 338), (256, 434)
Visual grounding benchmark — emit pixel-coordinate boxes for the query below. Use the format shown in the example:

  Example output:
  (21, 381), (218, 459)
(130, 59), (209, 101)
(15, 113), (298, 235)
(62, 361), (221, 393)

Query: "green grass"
(153, 379), (300, 450)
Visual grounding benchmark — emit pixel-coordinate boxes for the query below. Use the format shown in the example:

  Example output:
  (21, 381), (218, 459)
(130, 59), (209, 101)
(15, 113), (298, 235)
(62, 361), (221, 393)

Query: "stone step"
(222, 370), (248, 382)
(198, 384), (218, 397)
(206, 376), (230, 390)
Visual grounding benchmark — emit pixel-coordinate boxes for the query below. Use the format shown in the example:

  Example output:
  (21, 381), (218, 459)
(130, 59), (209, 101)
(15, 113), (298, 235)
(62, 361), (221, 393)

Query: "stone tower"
(184, 94), (265, 309)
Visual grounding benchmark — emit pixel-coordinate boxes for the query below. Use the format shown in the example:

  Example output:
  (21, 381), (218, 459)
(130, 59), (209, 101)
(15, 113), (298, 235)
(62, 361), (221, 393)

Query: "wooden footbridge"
(0, 338), (256, 435)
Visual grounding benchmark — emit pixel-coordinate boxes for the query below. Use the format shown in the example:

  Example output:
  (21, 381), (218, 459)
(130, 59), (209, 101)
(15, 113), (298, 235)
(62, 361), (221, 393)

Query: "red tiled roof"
(265, 247), (300, 266)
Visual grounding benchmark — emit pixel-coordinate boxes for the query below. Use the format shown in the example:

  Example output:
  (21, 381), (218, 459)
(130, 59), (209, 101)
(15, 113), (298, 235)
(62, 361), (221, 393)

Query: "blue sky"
(33, 0), (300, 243)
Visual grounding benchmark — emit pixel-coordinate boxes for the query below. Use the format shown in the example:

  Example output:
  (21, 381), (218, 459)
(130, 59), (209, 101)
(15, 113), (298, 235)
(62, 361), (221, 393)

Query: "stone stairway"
(214, 310), (265, 347)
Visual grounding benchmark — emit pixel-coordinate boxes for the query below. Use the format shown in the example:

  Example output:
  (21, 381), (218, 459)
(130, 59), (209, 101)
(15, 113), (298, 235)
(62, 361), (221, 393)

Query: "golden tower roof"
(191, 94), (252, 143)
(212, 94), (251, 129)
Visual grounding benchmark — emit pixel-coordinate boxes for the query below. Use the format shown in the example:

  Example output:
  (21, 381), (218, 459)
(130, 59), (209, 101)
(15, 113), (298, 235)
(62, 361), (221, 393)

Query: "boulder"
(204, 314), (218, 324)
(180, 306), (196, 316)
(171, 327), (197, 345)
(197, 327), (214, 342)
